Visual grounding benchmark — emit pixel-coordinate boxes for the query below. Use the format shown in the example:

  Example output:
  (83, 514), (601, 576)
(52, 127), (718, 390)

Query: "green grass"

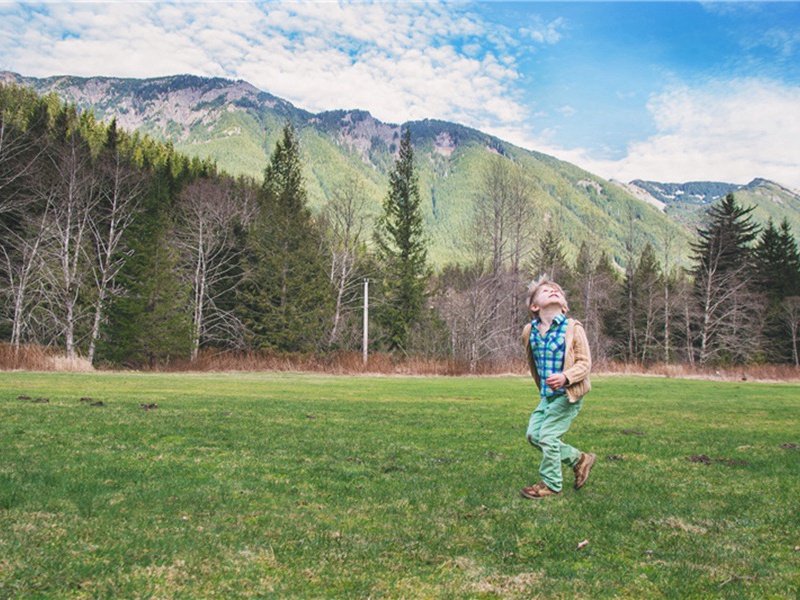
(1, 372), (798, 598)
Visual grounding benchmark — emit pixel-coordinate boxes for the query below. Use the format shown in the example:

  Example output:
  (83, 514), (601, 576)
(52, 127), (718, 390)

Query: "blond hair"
(526, 276), (568, 319)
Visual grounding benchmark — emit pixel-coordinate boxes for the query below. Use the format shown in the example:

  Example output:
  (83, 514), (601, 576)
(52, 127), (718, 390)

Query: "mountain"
(730, 179), (800, 236)
(629, 180), (742, 207)
(0, 71), (757, 268)
(627, 178), (800, 236)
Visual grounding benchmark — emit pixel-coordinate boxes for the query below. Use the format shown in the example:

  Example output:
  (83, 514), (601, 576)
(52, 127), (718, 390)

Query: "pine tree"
(532, 226), (570, 285)
(590, 250), (622, 362)
(753, 218), (800, 302)
(753, 218), (800, 362)
(238, 124), (332, 351)
(374, 128), (430, 351)
(778, 221), (800, 298)
(692, 193), (759, 276)
(98, 161), (192, 366)
(691, 193), (760, 364)
(628, 243), (663, 363)
(86, 118), (146, 363)
(569, 241), (594, 321)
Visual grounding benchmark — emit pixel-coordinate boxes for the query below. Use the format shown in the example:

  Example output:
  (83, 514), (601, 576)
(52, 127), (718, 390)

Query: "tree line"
(2, 84), (799, 368)
(438, 160), (800, 368)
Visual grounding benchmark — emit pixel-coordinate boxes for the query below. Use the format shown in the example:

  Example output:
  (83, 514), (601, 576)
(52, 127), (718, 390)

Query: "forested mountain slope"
(628, 178), (800, 236)
(2, 71), (692, 267)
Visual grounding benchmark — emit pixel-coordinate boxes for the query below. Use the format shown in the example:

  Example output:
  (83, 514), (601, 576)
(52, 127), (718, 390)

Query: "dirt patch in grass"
(650, 517), (709, 535)
(470, 571), (543, 595)
(688, 454), (748, 466)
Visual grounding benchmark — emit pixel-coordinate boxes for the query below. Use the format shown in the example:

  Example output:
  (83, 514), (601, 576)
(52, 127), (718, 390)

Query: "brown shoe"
(573, 452), (597, 490)
(520, 481), (560, 499)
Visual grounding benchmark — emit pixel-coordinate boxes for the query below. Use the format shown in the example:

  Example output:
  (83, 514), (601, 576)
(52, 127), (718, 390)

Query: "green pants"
(526, 393), (583, 492)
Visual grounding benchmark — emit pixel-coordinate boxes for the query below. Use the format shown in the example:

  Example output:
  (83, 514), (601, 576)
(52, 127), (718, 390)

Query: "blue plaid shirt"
(529, 313), (568, 399)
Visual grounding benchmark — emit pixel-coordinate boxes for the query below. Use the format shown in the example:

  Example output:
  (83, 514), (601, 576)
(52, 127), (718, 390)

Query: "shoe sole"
(520, 488), (560, 499)
(574, 453), (597, 490)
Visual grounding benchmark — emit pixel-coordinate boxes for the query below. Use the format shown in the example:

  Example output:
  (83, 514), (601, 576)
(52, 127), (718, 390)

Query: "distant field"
(1, 372), (798, 598)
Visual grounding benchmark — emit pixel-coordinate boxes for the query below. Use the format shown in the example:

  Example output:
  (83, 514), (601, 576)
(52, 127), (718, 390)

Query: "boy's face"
(532, 284), (567, 314)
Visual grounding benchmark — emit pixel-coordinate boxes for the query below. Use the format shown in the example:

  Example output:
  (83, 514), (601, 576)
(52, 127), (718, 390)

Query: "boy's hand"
(545, 373), (567, 390)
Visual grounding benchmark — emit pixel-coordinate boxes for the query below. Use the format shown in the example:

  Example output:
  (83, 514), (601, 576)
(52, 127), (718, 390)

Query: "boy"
(520, 277), (596, 499)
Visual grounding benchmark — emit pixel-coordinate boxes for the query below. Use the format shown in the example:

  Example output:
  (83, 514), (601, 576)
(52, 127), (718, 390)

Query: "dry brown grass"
(160, 349), (529, 377)
(3, 343), (798, 381)
(118, 351), (800, 381)
(596, 360), (800, 382)
(0, 344), (94, 372)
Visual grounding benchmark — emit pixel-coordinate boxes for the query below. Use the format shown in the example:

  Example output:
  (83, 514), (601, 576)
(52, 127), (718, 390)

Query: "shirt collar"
(532, 312), (566, 329)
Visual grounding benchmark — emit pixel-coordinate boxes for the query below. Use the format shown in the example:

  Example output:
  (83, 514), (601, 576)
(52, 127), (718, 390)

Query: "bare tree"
(621, 207), (643, 361)
(505, 162), (538, 336)
(573, 246), (619, 363)
(0, 98), (52, 352)
(628, 244), (663, 364)
(660, 224), (679, 362)
(37, 129), (98, 359)
(471, 154), (536, 361)
(695, 254), (755, 364)
(0, 95), (48, 216)
(176, 177), (252, 360)
(677, 270), (697, 366)
(1, 201), (53, 352)
(572, 241), (597, 326)
(474, 155), (512, 277)
(435, 268), (497, 372)
(320, 173), (370, 347)
(782, 296), (800, 367)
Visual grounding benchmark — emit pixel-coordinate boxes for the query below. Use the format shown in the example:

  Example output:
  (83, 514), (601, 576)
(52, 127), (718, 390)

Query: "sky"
(1, 1), (800, 187)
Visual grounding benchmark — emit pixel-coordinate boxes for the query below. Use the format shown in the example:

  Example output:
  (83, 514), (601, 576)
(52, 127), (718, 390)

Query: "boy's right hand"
(545, 372), (567, 391)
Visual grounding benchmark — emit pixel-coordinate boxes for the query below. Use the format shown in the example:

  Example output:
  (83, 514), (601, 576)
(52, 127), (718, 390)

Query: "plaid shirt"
(529, 312), (568, 399)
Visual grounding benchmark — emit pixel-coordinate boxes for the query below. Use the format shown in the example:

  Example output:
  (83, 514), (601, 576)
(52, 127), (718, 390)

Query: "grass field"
(1, 372), (798, 599)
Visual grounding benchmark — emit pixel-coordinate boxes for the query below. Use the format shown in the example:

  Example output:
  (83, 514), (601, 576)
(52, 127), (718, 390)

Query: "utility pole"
(362, 278), (369, 366)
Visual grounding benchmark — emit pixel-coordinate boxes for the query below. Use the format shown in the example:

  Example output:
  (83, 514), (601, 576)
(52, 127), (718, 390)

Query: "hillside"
(0, 71), (723, 267)
(732, 179), (800, 237)
(629, 180), (741, 208)
(628, 178), (800, 237)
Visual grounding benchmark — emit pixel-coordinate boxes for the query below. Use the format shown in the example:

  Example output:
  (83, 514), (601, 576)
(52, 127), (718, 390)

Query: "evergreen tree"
(374, 128), (430, 352)
(628, 243), (663, 363)
(239, 124), (332, 351)
(569, 240), (597, 321)
(753, 218), (800, 302)
(532, 226), (570, 285)
(98, 161), (192, 366)
(753, 218), (800, 362)
(691, 193), (760, 364)
(692, 193), (759, 276)
(591, 251), (622, 362)
(571, 242), (608, 360)
(778, 220), (800, 298)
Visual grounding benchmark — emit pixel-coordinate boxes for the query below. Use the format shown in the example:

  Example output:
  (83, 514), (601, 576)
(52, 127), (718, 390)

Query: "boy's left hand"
(545, 373), (567, 390)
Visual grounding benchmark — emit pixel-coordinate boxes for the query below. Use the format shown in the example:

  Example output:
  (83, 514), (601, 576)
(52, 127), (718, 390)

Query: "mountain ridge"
(3, 71), (798, 265)
(627, 178), (800, 234)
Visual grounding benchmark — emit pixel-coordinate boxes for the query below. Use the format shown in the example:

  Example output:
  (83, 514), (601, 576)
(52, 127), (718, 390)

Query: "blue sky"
(2, 1), (800, 187)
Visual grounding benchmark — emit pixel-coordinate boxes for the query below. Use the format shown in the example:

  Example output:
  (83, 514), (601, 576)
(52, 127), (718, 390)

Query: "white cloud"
(555, 79), (800, 188)
(5, 2), (796, 191)
(1, 1), (550, 129)
(520, 16), (564, 45)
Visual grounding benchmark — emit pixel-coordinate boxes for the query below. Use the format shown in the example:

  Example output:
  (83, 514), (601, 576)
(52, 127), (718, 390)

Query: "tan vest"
(522, 318), (592, 404)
